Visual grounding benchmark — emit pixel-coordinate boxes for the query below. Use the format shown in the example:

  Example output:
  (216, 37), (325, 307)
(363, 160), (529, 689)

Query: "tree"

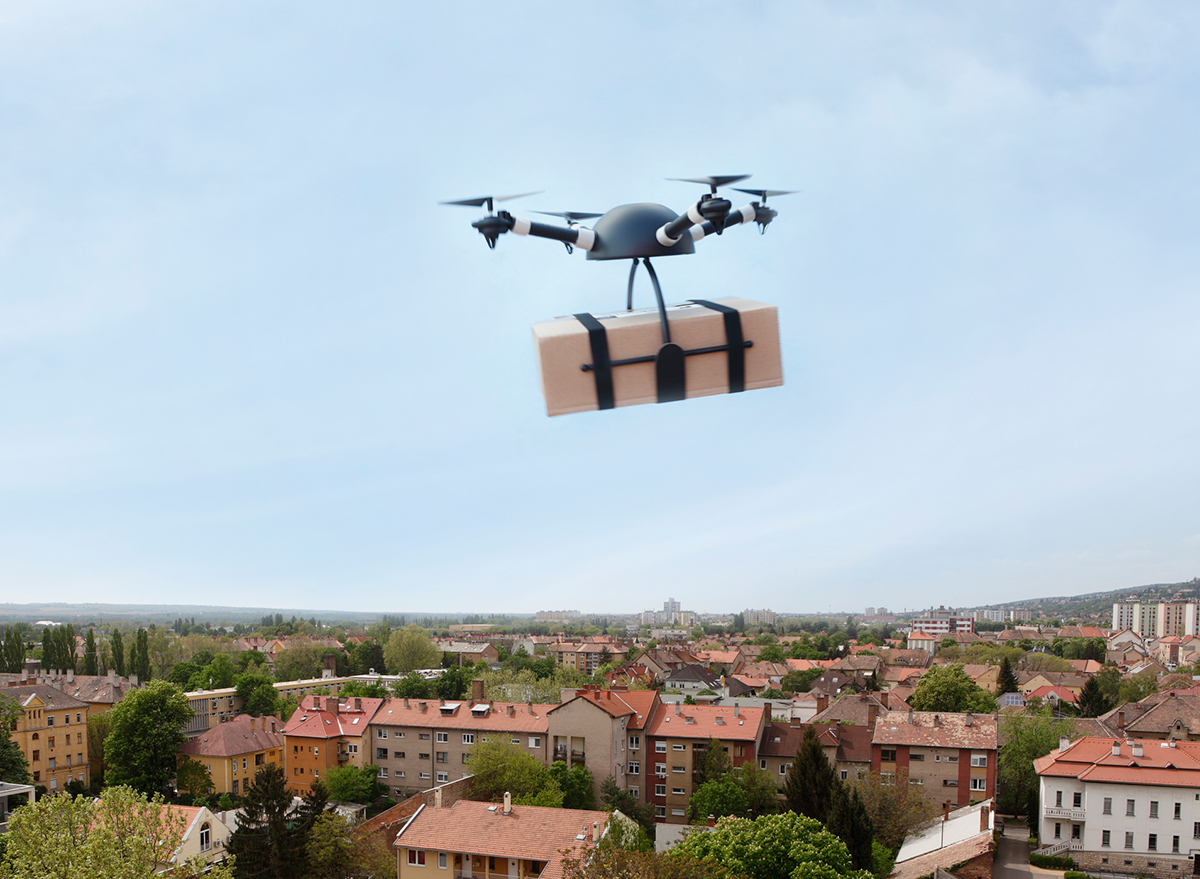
(105, 680), (192, 795)
(781, 667), (824, 693)
(235, 672), (280, 716)
(272, 642), (325, 682)
(111, 628), (126, 676)
(671, 811), (872, 879)
(1119, 672), (1159, 704)
(86, 710), (115, 787)
(0, 695), (31, 785)
(693, 738), (733, 787)
(562, 848), (747, 879)
(384, 624), (440, 674)
(392, 671), (434, 699)
(1076, 676), (1110, 717)
(352, 640), (387, 677)
(83, 628), (98, 676)
(599, 775), (656, 832)
(997, 656), (1019, 695)
(850, 770), (939, 852)
(435, 664), (470, 700)
(304, 812), (354, 879)
(548, 760), (596, 810)
(907, 664), (997, 713)
(465, 739), (555, 804)
(997, 712), (1077, 814)
(176, 755), (214, 798)
(689, 775), (750, 822)
(228, 764), (327, 879)
(4, 626), (26, 673)
(733, 764), (781, 817)
(1, 784), (235, 879)
(784, 726), (837, 823)
(826, 784), (874, 871)
(325, 763), (385, 804)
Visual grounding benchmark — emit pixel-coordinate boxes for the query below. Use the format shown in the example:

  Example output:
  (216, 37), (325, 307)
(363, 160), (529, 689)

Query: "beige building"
(177, 714), (284, 795)
(1, 684), (90, 793)
(871, 710), (998, 808)
(546, 688), (660, 802)
(163, 804), (232, 870)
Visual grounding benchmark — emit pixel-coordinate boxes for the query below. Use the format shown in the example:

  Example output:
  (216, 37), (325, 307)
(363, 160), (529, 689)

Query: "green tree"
(599, 774), (656, 832)
(733, 764), (781, 817)
(111, 628), (126, 677)
(435, 665), (470, 700)
(563, 848), (746, 879)
(176, 755), (214, 797)
(784, 726), (837, 823)
(228, 763), (327, 879)
(337, 679), (391, 699)
(465, 738), (554, 804)
(548, 760), (596, 810)
(689, 775), (750, 822)
(272, 642), (325, 682)
(997, 712), (1077, 814)
(324, 764), (385, 804)
(781, 668), (824, 693)
(1118, 672), (1159, 704)
(826, 784), (874, 871)
(997, 656), (1019, 695)
(907, 664), (997, 713)
(384, 624), (440, 674)
(671, 811), (872, 879)
(304, 812), (354, 879)
(105, 680), (192, 795)
(1076, 676), (1110, 717)
(234, 672), (280, 717)
(693, 738), (733, 787)
(1, 784), (234, 879)
(392, 671), (434, 699)
(850, 770), (939, 852)
(86, 710), (115, 787)
(353, 640), (387, 677)
(83, 628), (98, 676)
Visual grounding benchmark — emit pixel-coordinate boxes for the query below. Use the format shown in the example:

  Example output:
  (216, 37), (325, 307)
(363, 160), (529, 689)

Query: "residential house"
(435, 641), (501, 666)
(871, 710), (998, 808)
(757, 721), (872, 786)
(662, 666), (721, 694)
(1018, 672), (1090, 699)
(547, 687), (660, 804)
(369, 687), (552, 799)
(810, 692), (906, 730)
(906, 631), (937, 655)
(282, 695), (383, 795)
(177, 714), (284, 796)
(163, 804), (233, 870)
(961, 665), (1001, 695)
(645, 701), (767, 824)
(0, 684), (89, 792)
(1033, 736), (1200, 877)
(1027, 686), (1079, 709)
(393, 795), (608, 879)
(547, 642), (626, 675)
(1098, 692), (1200, 742)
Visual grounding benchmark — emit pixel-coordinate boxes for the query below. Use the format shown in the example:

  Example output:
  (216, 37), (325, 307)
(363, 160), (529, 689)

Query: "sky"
(2, 2), (1198, 617)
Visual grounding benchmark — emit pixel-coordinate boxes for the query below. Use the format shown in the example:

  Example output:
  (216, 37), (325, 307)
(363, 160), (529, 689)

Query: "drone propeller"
(669, 175), (751, 195)
(732, 188), (798, 204)
(439, 191), (543, 214)
(731, 188), (797, 234)
(533, 211), (603, 224)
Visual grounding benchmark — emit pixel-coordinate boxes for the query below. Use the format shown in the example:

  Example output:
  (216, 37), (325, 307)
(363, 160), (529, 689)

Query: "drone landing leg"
(626, 258), (639, 312)
(642, 258), (670, 345)
(642, 258), (685, 402)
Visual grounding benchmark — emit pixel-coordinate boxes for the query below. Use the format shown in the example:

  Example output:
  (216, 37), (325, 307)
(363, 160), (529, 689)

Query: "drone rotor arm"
(509, 216), (596, 252)
(655, 201), (708, 247)
(685, 203), (759, 243)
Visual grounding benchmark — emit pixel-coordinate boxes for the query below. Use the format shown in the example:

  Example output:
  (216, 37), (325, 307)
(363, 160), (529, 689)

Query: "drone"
(442, 176), (794, 414)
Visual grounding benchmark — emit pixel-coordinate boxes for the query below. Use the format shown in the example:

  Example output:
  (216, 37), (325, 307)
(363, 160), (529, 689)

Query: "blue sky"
(2, 3), (1198, 616)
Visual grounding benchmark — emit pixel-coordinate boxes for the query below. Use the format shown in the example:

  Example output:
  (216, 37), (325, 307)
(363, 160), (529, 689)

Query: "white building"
(1034, 736), (1200, 877)
(911, 607), (975, 636)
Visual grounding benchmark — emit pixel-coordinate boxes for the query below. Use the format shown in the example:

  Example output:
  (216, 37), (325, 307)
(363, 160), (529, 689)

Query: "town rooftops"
(179, 713), (284, 758)
(373, 698), (552, 733)
(645, 702), (765, 742)
(394, 799), (609, 879)
(552, 687), (660, 731)
(872, 710), (998, 750)
(282, 695), (384, 740)
(0, 684), (90, 711)
(1034, 736), (1200, 788)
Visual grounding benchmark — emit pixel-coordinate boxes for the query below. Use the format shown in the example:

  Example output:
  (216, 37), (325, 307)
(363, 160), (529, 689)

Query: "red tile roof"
(645, 703), (765, 742)
(282, 695), (384, 740)
(371, 699), (552, 734)
(1034, 737), (1200, 788)
(394, 800), (609, 879)
(180, 714), (284, 758)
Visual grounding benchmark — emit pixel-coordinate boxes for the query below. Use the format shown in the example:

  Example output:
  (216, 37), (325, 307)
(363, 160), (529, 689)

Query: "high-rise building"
(1112, 602), (1164, 638)
(911, 607), (975, 635)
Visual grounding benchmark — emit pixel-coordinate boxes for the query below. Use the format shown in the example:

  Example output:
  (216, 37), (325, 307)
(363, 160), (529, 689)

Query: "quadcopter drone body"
(443, 176), (793, 414)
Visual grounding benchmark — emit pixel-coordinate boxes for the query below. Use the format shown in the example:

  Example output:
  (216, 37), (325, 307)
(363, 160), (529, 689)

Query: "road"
(994, 821), (1064, 879)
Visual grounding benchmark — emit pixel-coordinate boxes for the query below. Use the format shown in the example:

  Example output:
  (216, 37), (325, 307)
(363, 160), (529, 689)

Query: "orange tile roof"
(394, 800), (608, 879)
(180, 714), (284, 758)
(282, 696), (384, 740)
(371, 699), (552, 734)
(873, 710), (997, 750)
(645, 703), (765, 742)
(553, 688), (660, 731)
(1034, 737), (1200, 788)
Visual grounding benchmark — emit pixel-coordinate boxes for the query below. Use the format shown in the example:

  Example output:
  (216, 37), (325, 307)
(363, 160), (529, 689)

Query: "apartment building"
(184, 676), (352, 738)
(1, 684), (90, 792)
(546, 642), (627, 675)
(177, 714), (284, 795)
(644, 701), (767, 824)
(546, 687), (660, 802)
(282, 695), (383, 795)
(394, 795), (607, 879)
(758, 721), (873, 785)
(1113, 602), (1162, 639)
(1034, 736), (1200, 877)
(910, 608), (976, 636)
(871, 710), (997, 808)
(368, 694), (552, 800)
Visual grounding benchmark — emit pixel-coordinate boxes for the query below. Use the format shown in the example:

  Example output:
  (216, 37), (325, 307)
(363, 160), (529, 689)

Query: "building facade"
(177, 714), (284, 795)
(1, 684), (90, 793)
(281, 695), (383, 795)
(871, 710), (997, 808)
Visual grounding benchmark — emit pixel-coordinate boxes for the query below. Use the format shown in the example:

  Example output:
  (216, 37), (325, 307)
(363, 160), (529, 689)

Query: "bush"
(872, 840), (896, 879)
(1064, 872), (1088, 879)
(1029, 853), (1075, 870)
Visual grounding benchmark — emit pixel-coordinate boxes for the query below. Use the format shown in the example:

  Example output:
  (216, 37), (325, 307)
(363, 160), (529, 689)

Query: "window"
(232, 780), (239, 794)
(1054, 823), (1061, 840)
(419, 753), (430, 760)
(840, 770), (848, 781)
(1194, 822), (1200, 839)
(48, 758), (55, 769)
(395, 751), (405, 758)
(378, 748), (389, 760)
(655, 806), (666, 818)
(31, 750), (38, 762)
(967, 777), (985, 792)
(1176, 803), (1183, 819)
(437, 752), (448, 763)
(76, 713), (81, 724)
(655, 784), (666, 796)
(1152, 801), (1160, 818)
(627, 761), (639, 775)
(1072, 825), (1081, 840)
(1073, 792), (1082, 808)
(1104, 797), (1112, 815)
(48, 736), (55, 749)
(347, 744), (358, 754)
(439, 852), (447, 869)
(946, 755), (958, 763)
(1174, 836), (1181, 853)
(436, 732), (448, 743)
(629, 736), (640, 750)
(1150, 834), (1158, 851)
(881, 773), (895, 786)
(671, 809), (686, 817)
(629, 787), (639, 798)
(437, 772), (448, 783)
(47, 716), (54, 727)
(1102, 830), (1111, 847)
(672, 744), (685, 751)
(314, 748), (319, 756)
(419, 733), (430, 740)
(511, 739), (519, 746)
(419, 772), (430, 779)
(881, 749), (896, 762)
(970, 754), (987, 767)
(397, 771), (406, 778)
(256, 753), (265, 765)
(909, 753), (924, 761)
(671, 766), (684, 773)
(378, 730), (388, 739)
(672, 787), (686, 795)
(462, 734), (474, 745)
(408, 850), (426, 866)
(529, 737), (541, 748)
(379, 768), (388, 777)
(655, 742), (667, 753)
(1056, 791), (1063, 807)
(395, 732), (405, 738)
(1128, 799), (1136, 817)
(655, 763), (666, 777)
(243, 758), (248, 769)
(1126, 832), (1134, 849)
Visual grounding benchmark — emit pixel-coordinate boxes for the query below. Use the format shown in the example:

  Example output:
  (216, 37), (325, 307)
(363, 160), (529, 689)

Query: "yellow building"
(1, 684), (90, 793)
(177, 714), (284, 796)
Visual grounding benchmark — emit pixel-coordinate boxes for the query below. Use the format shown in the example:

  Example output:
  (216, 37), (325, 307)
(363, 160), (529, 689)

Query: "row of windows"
(1080, 795), (1188, 820)
(1096, 830), (1181, 853)
(406, 851), (542, 874)
(880, 748), (975, 764)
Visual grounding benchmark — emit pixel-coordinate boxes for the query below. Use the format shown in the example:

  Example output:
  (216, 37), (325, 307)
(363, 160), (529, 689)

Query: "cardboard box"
(531, 298), (783, 416)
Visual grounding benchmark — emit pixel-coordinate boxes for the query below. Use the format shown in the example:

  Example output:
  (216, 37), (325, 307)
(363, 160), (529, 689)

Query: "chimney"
(707, 814), (716, 827)
(880, 691), (889, 709)
(1133, 742), (1143, 758)
(943, 802), (951, 822)
(965, 711), (973, 727)
(816, 693), (828, 715)
(507, 704), (514, 717)
(980, 804), (990, 832)
(867, 703), (878, 728)
(1118, 709), (1125, 731)
(933, 715), (941, 727)
(734, 703), (740, 717)
(404, 697), (410, 709)
(503, 792), (512, 815)
(1059, 736), (1070, 752)
(418, 701), (427, 713)
(270, 720), (276, 734)
(907, 708), (914, 724)
(1112, 740), (1121, 756)
(675, 702), (681, 716)
(435, 788), (442, 809)
(108, 670), (116, 685)
(472, 679), (485, 702)
(355, 698), (362, 711)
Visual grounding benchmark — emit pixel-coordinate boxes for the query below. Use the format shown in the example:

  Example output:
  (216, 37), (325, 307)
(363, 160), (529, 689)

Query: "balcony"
(570, 750), (585, 762)
(1044, 807), (1086, 821)
(1037, 840), (1083, 857)
(337, 750), (350, 762)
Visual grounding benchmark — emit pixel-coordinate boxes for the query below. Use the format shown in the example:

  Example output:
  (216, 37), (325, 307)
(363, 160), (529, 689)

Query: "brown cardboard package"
(531, 298), (783, 416)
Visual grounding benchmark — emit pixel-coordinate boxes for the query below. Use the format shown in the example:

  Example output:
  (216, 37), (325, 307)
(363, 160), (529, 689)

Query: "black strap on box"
(689, 300), (746, 392)
(573, 313), (615, 410)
